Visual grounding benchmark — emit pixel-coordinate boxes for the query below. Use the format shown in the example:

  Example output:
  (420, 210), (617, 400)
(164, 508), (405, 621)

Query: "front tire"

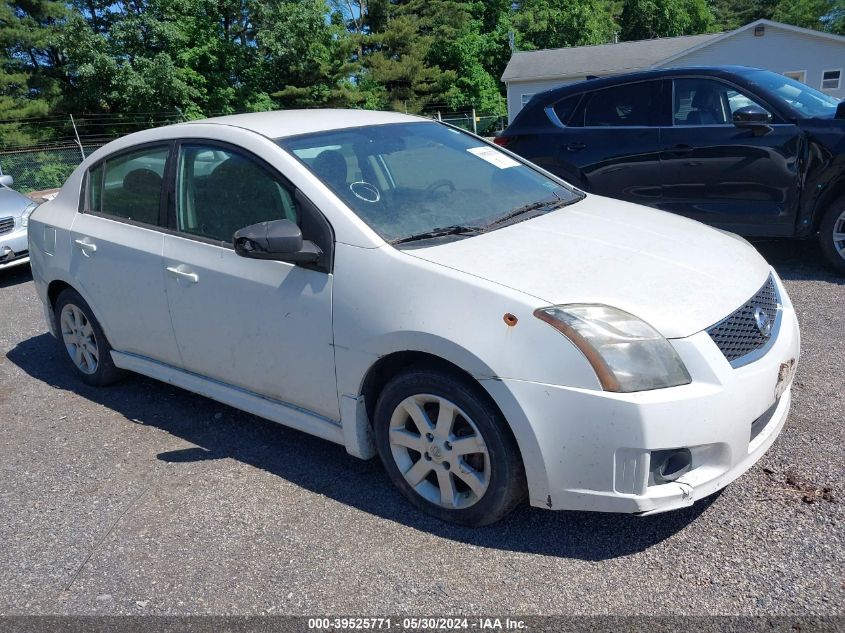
(374, 367), (526, 526)
(819, 196), (845, 275)
(54, 288), (124, 386)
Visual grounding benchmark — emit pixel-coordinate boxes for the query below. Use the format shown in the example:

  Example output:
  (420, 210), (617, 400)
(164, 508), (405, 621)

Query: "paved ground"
(0, 240), (842, 616)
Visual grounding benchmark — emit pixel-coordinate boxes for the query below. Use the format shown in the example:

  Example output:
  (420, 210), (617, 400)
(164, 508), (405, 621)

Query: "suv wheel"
(54, 288), (124, 386)
(819, 196), (845, 275)
(373, 367), (526, 526)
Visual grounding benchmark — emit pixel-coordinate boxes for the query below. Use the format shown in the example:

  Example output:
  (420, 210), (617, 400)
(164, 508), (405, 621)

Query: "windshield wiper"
(391, 224), (483, 245)
(484, 192), (570, 230)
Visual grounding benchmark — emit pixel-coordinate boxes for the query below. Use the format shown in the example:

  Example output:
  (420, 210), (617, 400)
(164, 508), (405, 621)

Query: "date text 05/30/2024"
(307, 618), (528, 630)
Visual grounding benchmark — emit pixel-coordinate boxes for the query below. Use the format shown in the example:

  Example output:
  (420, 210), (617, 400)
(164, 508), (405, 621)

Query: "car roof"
(532, 65), (765, 103)
(184, 108), (426, 139)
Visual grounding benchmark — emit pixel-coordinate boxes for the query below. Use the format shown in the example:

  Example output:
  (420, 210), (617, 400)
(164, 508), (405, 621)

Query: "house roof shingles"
(501, 32), (722, 82)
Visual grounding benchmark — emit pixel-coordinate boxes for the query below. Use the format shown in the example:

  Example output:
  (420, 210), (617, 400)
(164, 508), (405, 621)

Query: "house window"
(521, 93), (535, 107)
(821, 69), (841, 91)
(783, 71), (806, 84)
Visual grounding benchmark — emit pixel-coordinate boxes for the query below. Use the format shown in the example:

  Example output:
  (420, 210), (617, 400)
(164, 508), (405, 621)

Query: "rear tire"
(54, 288), (124, 387)
(373, 366), (526, 526)
(819, 196), (845, 275)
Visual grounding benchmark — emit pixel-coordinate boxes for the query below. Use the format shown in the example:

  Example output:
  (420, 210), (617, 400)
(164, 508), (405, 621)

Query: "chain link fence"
(437, 114), (506, 137)
(0, 144), (103, 193)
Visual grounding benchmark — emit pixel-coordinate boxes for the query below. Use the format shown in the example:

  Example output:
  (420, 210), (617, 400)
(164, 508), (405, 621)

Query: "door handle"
(565, 142), (586, 152)
(166, 266), (199, 283)
(74, 239), (97, 256)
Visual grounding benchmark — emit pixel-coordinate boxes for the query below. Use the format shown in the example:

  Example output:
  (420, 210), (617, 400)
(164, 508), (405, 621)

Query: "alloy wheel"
(388, 394), (490, 509)
(832, 208), (845, 260)
(60, 304), (99, 375)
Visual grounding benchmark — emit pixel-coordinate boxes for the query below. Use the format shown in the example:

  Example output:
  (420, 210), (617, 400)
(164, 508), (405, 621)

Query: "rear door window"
(582, 82), (655, 127)
(87, 146), (169, 226)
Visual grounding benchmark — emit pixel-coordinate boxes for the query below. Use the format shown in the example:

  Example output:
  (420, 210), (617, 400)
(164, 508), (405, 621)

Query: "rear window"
(583, 82), (654, 127)
(550, 94), (581, 126)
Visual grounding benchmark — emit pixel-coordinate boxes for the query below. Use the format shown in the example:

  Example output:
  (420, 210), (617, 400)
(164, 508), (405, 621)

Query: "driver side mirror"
(233, 219), (322, 265)
(733, 105), (773, 135)
(733, 105), (773, 136)
(836, 100), (845, 120)
(0, 175), (13, 187)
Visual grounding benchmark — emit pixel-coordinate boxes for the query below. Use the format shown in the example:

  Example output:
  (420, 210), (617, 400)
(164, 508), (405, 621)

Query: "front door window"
(673, 78), (771, 126)
(176, 145), (299, 243)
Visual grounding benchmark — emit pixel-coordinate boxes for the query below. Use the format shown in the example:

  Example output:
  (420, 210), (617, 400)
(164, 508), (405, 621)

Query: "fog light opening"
(652, 449), (692, 485)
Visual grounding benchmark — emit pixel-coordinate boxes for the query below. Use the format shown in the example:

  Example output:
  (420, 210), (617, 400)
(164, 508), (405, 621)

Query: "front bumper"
(0, 225), (29, 270)
(483, 272), (800, 515)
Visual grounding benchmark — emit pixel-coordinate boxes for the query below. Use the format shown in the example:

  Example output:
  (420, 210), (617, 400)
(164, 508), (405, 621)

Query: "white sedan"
(28, 110), (799, 525)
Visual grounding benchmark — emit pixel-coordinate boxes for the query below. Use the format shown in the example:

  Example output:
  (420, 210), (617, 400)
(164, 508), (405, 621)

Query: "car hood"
(405, 195), (772, 339)
(0, 186), (33, 217)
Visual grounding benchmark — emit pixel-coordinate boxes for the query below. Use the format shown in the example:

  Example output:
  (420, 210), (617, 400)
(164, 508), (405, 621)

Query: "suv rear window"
(583, 82), (654, 127)
(550, 94), (581, 126)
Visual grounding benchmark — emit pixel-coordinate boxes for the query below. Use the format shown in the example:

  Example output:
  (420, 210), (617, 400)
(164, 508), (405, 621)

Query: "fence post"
(69, 115), (86, 160)
(471, 108), (477, 135)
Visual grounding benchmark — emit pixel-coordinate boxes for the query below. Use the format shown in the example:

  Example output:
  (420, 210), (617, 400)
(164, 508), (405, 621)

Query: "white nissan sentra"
(28, 110), (799, 526)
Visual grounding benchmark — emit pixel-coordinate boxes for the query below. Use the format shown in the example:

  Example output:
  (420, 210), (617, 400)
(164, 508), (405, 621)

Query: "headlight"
(20, 202), (37, 228)
(534, 304), (691, 392)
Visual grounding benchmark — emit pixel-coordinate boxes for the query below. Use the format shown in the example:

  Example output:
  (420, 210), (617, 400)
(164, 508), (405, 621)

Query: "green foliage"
(830, 0), (845, 34)
(709, 0), (845, 33)
(772, 0), (845, 32)
(0, 0), (842, 144)
(0, 0), (68, 142)
(0, 146), (81, 190)
(514, 0), (618, 49)
(620, 0), (714, 40)
(710, 0), (777, 29)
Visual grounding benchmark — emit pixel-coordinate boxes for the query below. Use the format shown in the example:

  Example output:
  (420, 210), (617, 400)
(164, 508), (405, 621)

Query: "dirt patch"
(764, 467), (835, 504)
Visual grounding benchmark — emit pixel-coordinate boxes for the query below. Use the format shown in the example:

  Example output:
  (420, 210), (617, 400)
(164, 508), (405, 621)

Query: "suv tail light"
(493, 135), (512, 147)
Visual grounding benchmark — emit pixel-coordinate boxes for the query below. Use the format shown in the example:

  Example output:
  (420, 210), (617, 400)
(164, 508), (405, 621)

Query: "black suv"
(497, 66), (845, 273)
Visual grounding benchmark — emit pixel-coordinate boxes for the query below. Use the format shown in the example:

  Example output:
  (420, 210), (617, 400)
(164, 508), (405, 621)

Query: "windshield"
(744, 70), (840, 119)
(278, 122), (580, 243)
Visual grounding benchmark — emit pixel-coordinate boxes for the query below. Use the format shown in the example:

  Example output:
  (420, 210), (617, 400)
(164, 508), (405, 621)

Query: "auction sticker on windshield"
(467, 146), (520, 169)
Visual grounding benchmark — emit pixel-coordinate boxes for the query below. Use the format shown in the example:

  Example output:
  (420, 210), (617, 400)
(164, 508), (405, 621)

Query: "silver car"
(0, 175), (37, 271)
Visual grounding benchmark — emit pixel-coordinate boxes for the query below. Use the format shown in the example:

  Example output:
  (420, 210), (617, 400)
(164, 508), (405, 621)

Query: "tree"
(773, 0), (845, 32)
(710, 0), (777, 30)
(710, 0), (844, 34)
(0, 0), (68, 144)
(254, 0), (351, 108)
(440, 26), (506, 113)
(513, 0), (618, 49)
(61, 0), (258, 117)
(359, 0), (478, 112)
(620, 0), (714, 40)
(829, 0), (845, 33)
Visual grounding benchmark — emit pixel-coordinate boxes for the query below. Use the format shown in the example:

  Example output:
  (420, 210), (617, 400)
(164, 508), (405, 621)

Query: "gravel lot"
(0, 239), (842, 616)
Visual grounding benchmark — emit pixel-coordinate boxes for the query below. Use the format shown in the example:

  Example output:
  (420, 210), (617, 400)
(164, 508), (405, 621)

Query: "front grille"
(0, 216), (13, 235)
(707, 275), (779, 364)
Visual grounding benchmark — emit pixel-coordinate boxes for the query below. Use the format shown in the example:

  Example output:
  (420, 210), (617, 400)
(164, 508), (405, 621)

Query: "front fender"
(334, 334), (549, 501)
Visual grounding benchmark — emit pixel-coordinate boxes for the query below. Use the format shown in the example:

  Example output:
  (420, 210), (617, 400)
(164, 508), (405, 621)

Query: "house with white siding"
(502, 19), (845, 122)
